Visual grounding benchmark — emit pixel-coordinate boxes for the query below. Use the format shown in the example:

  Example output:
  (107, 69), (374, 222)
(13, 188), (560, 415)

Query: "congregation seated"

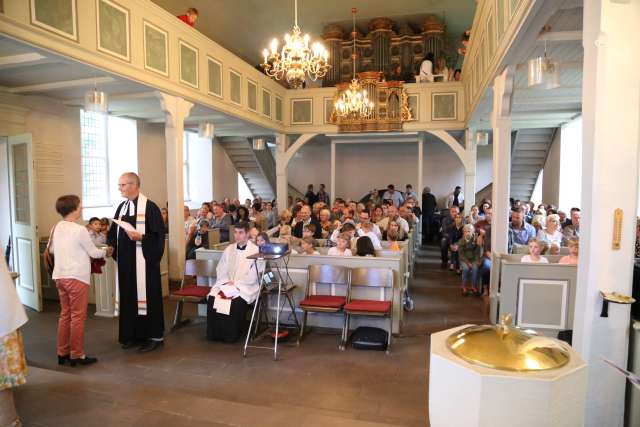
(537, 213), (563, 253)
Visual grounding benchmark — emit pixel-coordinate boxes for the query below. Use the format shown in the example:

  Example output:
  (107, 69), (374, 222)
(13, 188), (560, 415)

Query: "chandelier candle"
(262, 0), (330, 89)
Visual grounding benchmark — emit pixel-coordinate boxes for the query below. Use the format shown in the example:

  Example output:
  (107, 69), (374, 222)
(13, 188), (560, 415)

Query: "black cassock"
(107, 197), (165, 343)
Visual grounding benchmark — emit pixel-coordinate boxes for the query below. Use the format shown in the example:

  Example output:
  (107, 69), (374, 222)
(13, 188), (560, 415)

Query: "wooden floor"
(15, 244), (489, 426)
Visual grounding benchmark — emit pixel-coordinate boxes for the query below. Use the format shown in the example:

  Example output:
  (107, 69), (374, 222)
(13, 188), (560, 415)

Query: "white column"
(275, 133), (288, 212)
(157, 92), (193, 281)
(573, 1), (640, 426)
(463, 128), (477, 216)
(490, 67), (514, 254)
(417, 136), (424, 204)
(330, 141), (336, 202)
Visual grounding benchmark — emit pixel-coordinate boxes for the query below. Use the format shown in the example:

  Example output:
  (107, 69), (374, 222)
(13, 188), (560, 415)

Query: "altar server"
(206, 221), (260, 343)
(107, 173), (165, 352)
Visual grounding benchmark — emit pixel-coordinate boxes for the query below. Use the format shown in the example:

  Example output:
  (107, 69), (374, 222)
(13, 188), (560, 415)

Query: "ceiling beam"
(537, 31), (582, 42)
(0, 52), (54, 69)
(8, 76), (115, 94)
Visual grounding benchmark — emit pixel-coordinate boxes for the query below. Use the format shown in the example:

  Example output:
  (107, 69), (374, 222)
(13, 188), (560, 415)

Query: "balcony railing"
(461, 0), (535, 122)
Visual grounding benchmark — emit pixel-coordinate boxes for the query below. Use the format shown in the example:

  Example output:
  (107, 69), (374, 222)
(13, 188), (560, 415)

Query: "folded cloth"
(91, 258), (106, 274)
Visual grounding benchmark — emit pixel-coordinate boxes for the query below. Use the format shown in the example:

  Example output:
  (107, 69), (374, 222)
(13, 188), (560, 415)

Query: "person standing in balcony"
(177, 8), (199, 27)
(419, 52), (435, 83)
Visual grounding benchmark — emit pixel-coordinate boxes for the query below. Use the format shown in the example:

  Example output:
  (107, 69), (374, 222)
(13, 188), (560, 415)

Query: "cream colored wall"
(542, 130), (561, 206)
(286, 138), (492, 206)
(212, 138), (238, 201)
(137, 122), (168, 209)
(0, 95), (83, 237)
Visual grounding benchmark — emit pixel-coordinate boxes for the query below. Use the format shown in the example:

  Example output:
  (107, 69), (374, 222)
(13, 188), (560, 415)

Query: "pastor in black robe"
(107, 196), (165, 344)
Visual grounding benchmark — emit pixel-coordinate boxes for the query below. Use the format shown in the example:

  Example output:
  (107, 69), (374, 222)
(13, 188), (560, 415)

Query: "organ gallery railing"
(330, 71), (413, 132)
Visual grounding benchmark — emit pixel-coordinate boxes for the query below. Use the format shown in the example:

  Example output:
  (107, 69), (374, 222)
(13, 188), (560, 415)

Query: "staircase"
(218, 137), (303, 202)
(509, 128), (556, 201)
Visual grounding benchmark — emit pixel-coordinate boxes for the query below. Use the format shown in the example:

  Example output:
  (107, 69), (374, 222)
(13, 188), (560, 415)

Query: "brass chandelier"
(261, 0), (330, 89)
(333, 8), (374, 120)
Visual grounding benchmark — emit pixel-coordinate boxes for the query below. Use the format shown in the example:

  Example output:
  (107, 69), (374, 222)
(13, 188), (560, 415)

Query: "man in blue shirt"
(509, 207), (536, 248)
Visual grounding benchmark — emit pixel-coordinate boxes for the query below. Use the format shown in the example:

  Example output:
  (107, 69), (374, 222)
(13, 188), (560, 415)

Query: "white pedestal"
(92, 258), (116, 318)
(429, 325), (587, 427)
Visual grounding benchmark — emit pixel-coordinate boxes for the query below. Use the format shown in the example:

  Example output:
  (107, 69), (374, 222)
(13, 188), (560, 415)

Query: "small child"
(457, 224), (482, 296)
(177, 7), (198, 27)
(100, 218), (110, 238)
(303, 223), (317, 239)
(300, 237), (319, 255)
(328, 233), (353, 256)
(387, 229), (401, 251)
(559, 238), (579, 265)
(521, 238), (549, 263)
(87, 217), (106, 245)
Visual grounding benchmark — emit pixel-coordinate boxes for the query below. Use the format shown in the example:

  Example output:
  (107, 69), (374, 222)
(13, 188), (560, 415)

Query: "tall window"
(80, 110), (109, 207)
(80, 111), (138, 219)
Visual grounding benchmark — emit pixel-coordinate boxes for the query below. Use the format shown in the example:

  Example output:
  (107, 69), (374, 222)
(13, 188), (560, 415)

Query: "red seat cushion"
(344, 299), (392, 313)
(171, 285), (210, 298)
(299, 295), (346, 309)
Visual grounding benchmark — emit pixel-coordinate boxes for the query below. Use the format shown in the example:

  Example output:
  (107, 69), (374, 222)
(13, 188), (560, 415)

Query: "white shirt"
(328, 247), (352, 256)
(520, 255), (549, 263)
(210, 241), (261, 303)
(357, 223), (382, 240)
(50, 221), (106, 285)
(537, 228), (563, 247)
(377, 216), (410, 235)
(356, 230), (382, 250)
(445, 191), (465, 208)
(419, 60), (434, 82)
(0, 256), (28, 337)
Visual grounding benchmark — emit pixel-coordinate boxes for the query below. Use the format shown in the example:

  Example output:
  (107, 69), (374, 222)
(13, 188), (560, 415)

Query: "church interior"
(0, 0), (639, 426)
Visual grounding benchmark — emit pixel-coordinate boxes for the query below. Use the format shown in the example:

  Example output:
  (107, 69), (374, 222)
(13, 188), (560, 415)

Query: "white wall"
(476, 145), (493, 193)
(212, 138), (239, 201)
(558, 117), (582, 212)
(138, 122), (168, 209)
(542, 130), (561, 206)
(287, 138), (479, 207)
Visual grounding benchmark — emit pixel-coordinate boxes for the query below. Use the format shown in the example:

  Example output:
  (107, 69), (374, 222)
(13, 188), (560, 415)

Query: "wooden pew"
(490, 253), (577, 337)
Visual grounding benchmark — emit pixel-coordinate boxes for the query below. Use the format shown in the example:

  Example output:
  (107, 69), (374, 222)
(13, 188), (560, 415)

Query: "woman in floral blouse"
(0, 256), (28, 427)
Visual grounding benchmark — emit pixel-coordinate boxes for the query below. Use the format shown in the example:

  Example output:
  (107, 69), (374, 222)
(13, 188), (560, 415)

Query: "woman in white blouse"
(419, 52), (435, 83)
(50, 195), (108, 367)
(537, 213), (563, 252)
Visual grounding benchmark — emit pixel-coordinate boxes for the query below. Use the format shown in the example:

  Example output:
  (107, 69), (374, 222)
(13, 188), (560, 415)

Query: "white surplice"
(209, 240), (261, 304)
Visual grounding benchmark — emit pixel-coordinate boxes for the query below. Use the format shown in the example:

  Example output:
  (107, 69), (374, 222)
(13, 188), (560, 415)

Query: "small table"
(242, 252), (300, 360)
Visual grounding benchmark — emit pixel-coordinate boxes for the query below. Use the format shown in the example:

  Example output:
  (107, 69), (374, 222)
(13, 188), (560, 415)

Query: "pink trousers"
(55, 279), (89, 359)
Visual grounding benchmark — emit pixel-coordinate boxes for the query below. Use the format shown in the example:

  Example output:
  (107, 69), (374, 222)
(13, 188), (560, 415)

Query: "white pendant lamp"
(198, 122), (215, 139)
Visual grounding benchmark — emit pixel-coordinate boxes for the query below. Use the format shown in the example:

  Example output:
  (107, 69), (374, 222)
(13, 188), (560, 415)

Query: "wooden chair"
(169, 258), (217, 331)
(297, 264), (350, 346)
(341, 267), (394, 353)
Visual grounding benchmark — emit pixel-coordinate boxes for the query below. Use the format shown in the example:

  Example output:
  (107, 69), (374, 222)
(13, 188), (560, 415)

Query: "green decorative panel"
(291, 99), (312, 124)
(247, 80), (257, 111)
(180, 41), (198, 88)
(229, 71), (241, 105)
(407, 94), (419, 121)
(208, 58), (222, 97)
(97, 0), (130, 61)
(323, 98), (333, 124)
(432, 93), (457, 121)
(487, 14), (496, 59)
(31, 0), (77, 40)
(510, 0), (522, 18)
(262, 90), (271, 118)
(497, 0), (506, 39)
(275, 97), (283, 122)
(144, 22), (167, 76)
